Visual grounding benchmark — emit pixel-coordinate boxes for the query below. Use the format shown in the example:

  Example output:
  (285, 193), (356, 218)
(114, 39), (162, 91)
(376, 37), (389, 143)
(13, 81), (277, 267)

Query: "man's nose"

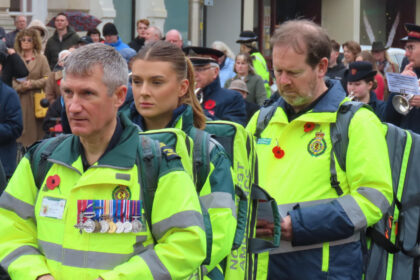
(67, 95), (82, 113)
(278, 72), (291, 85)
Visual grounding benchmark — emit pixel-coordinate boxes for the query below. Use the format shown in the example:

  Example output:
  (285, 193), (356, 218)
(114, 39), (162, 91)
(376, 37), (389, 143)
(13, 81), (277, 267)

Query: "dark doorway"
(276, 0), (322, 24)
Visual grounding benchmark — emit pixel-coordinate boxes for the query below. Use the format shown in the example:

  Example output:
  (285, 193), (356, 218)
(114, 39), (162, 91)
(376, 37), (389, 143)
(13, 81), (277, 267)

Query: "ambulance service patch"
(113, 185), (131, 200)
(307, 132), (327, 157)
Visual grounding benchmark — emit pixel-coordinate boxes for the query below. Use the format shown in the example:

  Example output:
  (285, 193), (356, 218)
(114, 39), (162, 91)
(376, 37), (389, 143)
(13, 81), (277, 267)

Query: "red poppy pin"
(272, 146), (285, 159)
(204, 99), (216, 110)
(304, 122), (316, 133)
(351, 69), (357, 75)
(46, 175), (60, 190)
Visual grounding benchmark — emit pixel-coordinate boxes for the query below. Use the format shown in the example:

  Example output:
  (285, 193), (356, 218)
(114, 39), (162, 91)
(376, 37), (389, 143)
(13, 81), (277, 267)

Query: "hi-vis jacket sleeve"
(0, 157), (51, 279)
(289, 108), (393, 246)
(100, 157), (206, 279)
(200, 141), (236, 273)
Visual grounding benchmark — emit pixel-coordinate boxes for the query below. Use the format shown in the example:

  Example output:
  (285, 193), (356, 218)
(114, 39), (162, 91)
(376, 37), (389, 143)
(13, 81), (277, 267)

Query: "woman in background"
(225, 53), (266, 106)
(342, 40), (361, 67)
(346, 61), (385, 119)
(13, 28), (50, 147)
(356, 50), (385, 100)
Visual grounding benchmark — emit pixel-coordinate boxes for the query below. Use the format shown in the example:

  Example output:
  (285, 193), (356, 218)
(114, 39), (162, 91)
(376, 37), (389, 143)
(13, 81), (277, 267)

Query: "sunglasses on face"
(20, 38), (33, 43)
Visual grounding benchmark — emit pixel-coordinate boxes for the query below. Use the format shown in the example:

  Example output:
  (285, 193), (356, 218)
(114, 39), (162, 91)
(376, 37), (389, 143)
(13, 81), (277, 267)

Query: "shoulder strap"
(192, 129), (211, 194)
(254, 99), (281, 139)
(136, 135), (161, 243)
(330, 101), (366, 196)
(331, 101), (366, 172)
(30, 134), (72, 189)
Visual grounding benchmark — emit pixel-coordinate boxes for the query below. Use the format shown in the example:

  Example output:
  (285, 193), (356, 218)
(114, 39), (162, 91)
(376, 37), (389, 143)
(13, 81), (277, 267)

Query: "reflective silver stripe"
(141, 249), (171, 280)
(152, 210), (204, 241)
(357, 187), (390, 214)
(38, 240), (137, 270)
(48, 159), (81, 175)
(337, 195), (367, 231)
(199, 192), (236, 218)
(1, 246), (42, 270)
(133, 235), (153, 254)
(0, 192), (34, 219)
(116, 173), (131, 181)
(270, 232), (360, 254)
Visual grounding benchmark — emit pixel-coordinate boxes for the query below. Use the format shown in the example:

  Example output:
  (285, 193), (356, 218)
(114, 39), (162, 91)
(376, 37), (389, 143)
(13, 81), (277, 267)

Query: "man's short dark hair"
(56, 12), (67, 19)
(330, 40), (340, 52)
(270, 19), (331, 68)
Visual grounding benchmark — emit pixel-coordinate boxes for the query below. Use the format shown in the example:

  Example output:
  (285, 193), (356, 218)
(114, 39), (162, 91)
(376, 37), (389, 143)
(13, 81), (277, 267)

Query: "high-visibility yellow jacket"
(0, 116), (206, 280)
(128, 104), (237, 276)
(246, 80), (393, 279)
(250, 51), (271, 98)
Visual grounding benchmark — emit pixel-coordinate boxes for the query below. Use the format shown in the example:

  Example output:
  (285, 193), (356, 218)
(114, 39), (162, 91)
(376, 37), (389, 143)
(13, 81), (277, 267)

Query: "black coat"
(45, 27), (80, 69)
(1, 53), (29, 87)
(383, 92), (420, 134)
(368, 91), (386, 120)
(202, 77), (247, 126)
(129, 37), (145, 52)
(0, 80), (22, 177)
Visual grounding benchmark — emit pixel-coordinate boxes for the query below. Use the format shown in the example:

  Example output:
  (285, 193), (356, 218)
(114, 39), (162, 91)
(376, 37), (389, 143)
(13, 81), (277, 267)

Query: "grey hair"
(63, 43), (128, 96)
(211, 41), (235, 59)
(149, 26), (162, 39)
(166, 29), (182, 40)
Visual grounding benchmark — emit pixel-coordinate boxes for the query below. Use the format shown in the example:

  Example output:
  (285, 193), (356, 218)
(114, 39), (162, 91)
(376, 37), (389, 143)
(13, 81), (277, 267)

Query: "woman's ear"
(178, 78), (189, 98)
(368, 81), (374, 91)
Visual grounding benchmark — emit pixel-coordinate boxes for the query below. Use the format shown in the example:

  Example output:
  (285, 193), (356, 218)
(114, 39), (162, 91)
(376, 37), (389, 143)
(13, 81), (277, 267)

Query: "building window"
(360, 0), (415, 48)
(9, 0), (33, 21)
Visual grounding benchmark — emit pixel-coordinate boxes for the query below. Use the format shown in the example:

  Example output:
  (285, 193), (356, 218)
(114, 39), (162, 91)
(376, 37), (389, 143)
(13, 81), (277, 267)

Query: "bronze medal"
(108, 221), (117, 233)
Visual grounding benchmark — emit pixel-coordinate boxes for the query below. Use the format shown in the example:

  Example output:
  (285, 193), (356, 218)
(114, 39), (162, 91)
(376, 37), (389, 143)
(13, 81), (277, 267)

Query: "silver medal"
(123, 221), (133, 233)
(115, 221), (124, 234)
(99, 220), (109, 233)
(131, 219), (143, 233)
(83, 219), (96, 233)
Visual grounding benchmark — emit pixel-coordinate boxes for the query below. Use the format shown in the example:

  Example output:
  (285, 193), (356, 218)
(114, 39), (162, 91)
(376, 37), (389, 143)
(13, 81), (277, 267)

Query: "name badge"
(40, 197), (66, 219)
(257, 138), (272, 145)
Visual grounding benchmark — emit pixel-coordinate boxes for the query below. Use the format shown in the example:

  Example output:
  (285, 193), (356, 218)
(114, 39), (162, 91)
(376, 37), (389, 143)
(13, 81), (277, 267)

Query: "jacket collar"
(53, 26), (76, 40)
(203, 76), (221, 98)
(172, 104), (194, 133)
(106, 37), (123, 48)
(129, 103), (189, 132)
(49, 113), (139, 169)
(277, 79), (346, 114)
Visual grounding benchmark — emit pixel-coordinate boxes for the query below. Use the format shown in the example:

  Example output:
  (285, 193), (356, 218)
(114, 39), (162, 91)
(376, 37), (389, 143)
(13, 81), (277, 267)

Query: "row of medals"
(76, 212), (143, 234)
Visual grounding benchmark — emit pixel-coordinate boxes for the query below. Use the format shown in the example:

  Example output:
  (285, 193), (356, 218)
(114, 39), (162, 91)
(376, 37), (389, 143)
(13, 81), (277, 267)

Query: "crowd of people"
(0, 10), (418, 280)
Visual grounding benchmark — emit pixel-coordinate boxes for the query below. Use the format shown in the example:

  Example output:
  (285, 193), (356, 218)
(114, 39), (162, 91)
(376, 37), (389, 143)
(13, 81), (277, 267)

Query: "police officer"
(0, 43), (206, 280)
(184, 46), (247, 126)
(247, 20), (393, 279)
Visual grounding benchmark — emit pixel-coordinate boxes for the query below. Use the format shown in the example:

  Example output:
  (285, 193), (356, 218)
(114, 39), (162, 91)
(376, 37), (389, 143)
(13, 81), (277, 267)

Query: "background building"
(1, 0), (420, 66)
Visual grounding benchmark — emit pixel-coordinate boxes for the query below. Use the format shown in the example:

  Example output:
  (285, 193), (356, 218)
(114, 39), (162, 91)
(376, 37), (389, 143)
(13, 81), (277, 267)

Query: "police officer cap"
(400, 23), (420, 42)
(236, 30), (258, 43)
(345, 61), (377, 82)
(183, 46), (224, 66)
